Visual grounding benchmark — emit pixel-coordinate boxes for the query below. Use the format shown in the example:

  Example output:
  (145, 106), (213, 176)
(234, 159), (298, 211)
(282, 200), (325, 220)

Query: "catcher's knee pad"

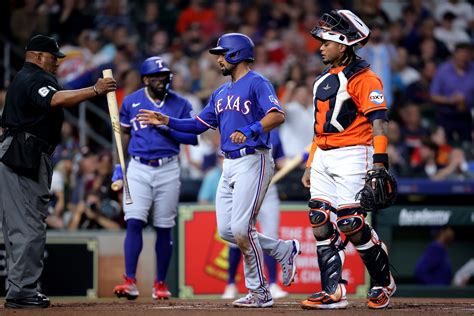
(317, 232), (345, 295)
(356, 230), (391, 287)
(308, 199), (337, 241)
(336, 206), (372, 245)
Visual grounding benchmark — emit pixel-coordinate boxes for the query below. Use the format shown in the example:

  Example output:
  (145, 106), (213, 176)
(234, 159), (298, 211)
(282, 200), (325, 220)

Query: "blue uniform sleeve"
(167, 129), (198, 145)
(120, 96), (131, 129)
(252, 79), (284, 115)
(164, 97), (198, 144)
(195, 95), (218, 129)
(167, 117), (209, 134)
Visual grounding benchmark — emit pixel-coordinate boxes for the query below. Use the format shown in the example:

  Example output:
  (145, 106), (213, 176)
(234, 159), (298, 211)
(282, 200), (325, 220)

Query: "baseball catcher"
(301, 9), (397, 310)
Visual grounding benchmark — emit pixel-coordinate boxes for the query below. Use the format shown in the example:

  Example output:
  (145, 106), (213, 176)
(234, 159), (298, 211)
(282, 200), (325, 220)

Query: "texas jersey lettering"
(196, 71), (283, 152)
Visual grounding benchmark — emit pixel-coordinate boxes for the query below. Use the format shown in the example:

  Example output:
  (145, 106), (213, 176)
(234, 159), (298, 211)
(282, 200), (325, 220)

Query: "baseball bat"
(103, 69), (133, 204)
(270, 144), (312, 186)
(111, 179), (123, 191)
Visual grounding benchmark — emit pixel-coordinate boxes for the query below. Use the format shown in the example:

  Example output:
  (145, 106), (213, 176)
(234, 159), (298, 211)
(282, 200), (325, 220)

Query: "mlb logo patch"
(268, 95), (279, 106)
(369, 90), (384, 104)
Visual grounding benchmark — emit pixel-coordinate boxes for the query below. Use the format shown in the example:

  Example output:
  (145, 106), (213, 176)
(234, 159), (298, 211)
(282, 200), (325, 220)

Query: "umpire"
(0, 35), (116, 309)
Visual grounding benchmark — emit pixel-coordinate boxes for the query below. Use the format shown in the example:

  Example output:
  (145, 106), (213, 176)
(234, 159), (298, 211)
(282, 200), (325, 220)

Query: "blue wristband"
(237, 121), (263, 139)
(111, 164), (123, 182)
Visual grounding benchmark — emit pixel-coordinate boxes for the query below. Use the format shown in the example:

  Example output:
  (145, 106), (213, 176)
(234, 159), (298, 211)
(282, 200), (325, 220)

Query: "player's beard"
(220, 63), (235, 76)
(148, 85), (166, 100)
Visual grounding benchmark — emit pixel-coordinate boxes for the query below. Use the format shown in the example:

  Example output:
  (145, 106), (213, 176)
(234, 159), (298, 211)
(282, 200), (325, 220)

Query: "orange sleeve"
(347, 70), (387, 115)
(305, 138), (318, 168)
(373, 135), (388, 154)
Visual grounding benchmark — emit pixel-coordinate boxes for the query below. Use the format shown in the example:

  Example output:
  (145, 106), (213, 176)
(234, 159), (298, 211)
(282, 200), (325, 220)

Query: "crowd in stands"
(0, 0), (473, 230)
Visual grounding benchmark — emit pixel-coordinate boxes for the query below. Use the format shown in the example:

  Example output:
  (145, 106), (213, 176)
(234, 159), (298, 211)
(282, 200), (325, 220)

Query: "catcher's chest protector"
(313, 60), (370, 134)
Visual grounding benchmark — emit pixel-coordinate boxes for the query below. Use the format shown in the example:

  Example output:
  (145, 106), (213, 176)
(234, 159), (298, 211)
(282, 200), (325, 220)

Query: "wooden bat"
(103, 69), (133, 204)
(111, 179), (123, 191)
(270, 144), (312, 186)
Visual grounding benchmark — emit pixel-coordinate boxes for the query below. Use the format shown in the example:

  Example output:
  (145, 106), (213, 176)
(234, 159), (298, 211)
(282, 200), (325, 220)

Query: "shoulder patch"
(38, 87), (50, 97)
(268, 95), (279, 106)
(369, 90), (384, 105)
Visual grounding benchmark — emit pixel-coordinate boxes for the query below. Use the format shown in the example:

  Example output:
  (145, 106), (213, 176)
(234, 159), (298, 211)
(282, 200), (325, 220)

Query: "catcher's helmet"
(140, 56), (173, 90)
(209, 33), (254, 64)
(311, 10), (370, 48)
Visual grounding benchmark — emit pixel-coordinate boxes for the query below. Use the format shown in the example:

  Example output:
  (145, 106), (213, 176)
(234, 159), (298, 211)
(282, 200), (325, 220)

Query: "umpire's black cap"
(25, 35), (66, 58)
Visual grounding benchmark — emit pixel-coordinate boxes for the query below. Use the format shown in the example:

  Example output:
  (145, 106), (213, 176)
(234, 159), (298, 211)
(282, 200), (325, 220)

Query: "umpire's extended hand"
(137, 109), (169, 126)
(94, 77), (117, 95)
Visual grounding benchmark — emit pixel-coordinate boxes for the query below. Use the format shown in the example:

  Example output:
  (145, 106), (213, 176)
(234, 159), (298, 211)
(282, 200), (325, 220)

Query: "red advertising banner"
(178, 204), (368, 298)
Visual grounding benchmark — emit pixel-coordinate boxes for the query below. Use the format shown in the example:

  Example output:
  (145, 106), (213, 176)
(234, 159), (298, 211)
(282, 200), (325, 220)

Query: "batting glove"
(111, 164), (123, 182)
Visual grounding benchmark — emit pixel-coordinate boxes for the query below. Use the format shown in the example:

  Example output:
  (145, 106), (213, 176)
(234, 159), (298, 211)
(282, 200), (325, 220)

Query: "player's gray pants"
(216, 150), (292, 291)
(228, 184), (280, 251)
(124, 158), (180, 227)
(0, 154), (51, 299)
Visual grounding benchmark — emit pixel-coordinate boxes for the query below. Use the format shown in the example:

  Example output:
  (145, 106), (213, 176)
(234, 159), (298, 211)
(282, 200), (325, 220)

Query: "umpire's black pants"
(0, 153), (52, 299)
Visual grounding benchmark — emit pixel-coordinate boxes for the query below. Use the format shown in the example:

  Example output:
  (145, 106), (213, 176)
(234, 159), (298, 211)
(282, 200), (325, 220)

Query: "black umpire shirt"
(1, 62), (63, 148)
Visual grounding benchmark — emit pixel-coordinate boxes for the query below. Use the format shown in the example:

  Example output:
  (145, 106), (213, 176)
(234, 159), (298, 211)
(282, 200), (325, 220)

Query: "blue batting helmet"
(209, 33), (254, 64)
(140, 56), (173, 91)
(140, 56), (171, 76)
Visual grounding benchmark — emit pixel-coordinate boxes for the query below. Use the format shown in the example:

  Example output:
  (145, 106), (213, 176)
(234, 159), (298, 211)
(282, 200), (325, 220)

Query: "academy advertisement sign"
(398, 208), (452, 226)
(178, 204), (368, 298)
(377, 205), (474, 226)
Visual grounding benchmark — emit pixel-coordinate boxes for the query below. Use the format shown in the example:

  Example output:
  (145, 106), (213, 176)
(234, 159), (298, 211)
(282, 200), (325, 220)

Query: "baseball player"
(138, 33), (300, 308)
(300, 10), (396, 309)
(222, 129), (288, 300)
(113, 57), (198, 300)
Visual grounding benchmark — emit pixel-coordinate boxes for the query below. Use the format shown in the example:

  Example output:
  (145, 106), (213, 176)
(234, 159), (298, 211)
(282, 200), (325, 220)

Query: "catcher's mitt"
(356, 168), (397, 211)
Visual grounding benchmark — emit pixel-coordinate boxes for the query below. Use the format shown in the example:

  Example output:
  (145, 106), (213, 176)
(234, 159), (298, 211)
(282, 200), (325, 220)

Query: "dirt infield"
(1, 297), (473, 316)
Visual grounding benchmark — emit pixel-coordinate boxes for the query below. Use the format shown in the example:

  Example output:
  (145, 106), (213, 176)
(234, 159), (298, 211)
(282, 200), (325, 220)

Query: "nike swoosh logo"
(132, 102), (141, 107)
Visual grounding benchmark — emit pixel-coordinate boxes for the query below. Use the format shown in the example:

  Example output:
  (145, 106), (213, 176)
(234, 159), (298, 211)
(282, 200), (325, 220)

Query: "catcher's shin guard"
(317, 240), (345, 294)
(336, 206), (391, 287)
(355, 229), (391, 287)
(308, 199), (345, 294)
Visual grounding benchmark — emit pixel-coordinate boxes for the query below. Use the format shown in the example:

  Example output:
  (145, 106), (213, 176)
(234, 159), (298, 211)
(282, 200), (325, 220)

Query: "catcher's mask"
(311, 10), (371, 48)
(209, 33), (255, 64)
(140, 56), (173, 92)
